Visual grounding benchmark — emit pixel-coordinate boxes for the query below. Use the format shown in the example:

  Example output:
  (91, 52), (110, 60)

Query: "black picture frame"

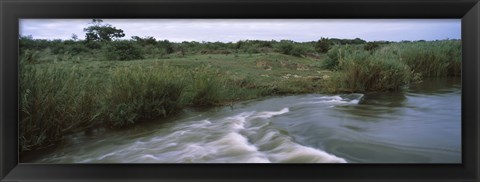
(1, 0), (479, 181)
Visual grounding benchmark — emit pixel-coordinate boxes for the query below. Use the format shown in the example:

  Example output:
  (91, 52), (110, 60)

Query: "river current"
(24, 78), (461, 163)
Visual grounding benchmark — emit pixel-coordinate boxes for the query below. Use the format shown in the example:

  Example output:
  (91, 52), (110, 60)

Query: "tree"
(83, 19), (125, 42)
(315, 37), (331, 53)
(352, 38), (366, 44)
(71, 34), (78, 41)
(131, 36), (157, 46)
(157, 40), (174, 54)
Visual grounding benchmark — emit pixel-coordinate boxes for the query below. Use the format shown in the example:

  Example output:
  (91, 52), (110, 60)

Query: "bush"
(245, 47), (260, 54)
(19, 36), (51, 53)
(84, 41), (102, 49)
(323, 49), (414, 93)
(322, 45), (361, 70)
(104, 41), (144, 61)
(49, 39), (67, 54)
(66, 43), (90, 54)
(315, 38), (331, 53)
(275, 40), (306, 57)
(364, 42), (380, 51)
(158, 40), (174, 54)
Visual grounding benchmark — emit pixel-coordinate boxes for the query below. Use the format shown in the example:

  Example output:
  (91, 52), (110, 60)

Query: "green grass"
(104, 64), (188, 126)
(20, 63), (104, 151)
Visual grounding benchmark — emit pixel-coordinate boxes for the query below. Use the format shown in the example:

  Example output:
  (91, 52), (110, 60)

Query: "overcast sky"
(19, 19), (461, 42)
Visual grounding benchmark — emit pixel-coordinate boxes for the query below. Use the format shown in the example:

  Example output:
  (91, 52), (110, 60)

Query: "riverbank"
(20, 52), (327, 153)
(22, 77), (461, 163)
(19, 40), (461, 154)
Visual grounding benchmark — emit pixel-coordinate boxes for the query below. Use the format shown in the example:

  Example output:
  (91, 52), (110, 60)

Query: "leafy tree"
(352, 38), (366, 44)
(131, 36), (157, 46)
(235, 40), (245, 49)
(315, 37), (331, 53)
(19, 35), (35, 53)
(83, 19), (125, 42)
(329, 38), (366, 45)
(71, 34), (78, 41)
(157, 40), (174, 54)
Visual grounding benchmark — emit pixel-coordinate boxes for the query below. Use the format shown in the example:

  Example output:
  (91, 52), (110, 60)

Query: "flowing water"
(24, 78), (461, 163)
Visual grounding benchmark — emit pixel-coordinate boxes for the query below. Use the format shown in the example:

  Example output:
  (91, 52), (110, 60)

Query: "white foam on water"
(238, 109), (347, 163)
(36, 108), (346, 163)
(138, 154), (159, 161)
(349, 99), (360, 104)
(250, 108), (290, 119)
(202, 132), (270, 162)
(96, 152), (117, 160)
(268, 145), (347, 163)
(298, 94), (363, 105)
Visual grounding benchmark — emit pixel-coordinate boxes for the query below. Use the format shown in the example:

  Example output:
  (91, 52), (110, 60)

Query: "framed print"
(1, 0), (479, 181)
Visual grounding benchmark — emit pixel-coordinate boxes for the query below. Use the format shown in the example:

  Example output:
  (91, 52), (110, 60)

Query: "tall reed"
(20, 63), (104, 151)
(19, 62), (264, 152)
(395, 40), (461, 77)
(323, 49), (414, 93)
(103, 64), (188, 127)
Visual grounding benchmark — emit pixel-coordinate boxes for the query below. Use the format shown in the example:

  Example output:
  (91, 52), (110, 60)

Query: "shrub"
(364, 42), (380, 51)
(104, 40), (144, 61)
(315, 37), (331, 53)
(323, 49), (414, 93)
(47, 39), (64, 54)
(275, 40), (306, 57)
(84, 41), (102, 49)
(322, 45), (361, 70)
(66, 43), (90, 54)
(158, 40), (174, 54)
(245, 47), (260, 54)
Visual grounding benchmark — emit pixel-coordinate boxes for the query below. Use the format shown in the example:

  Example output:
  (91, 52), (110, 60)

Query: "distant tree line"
(20, 19), (451, 61)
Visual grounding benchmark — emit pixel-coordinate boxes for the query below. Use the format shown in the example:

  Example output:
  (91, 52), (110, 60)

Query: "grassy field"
(19, 38), (461, 153)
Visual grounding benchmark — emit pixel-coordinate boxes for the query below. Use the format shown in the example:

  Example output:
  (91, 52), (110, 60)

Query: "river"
(24, 77), (461, 163)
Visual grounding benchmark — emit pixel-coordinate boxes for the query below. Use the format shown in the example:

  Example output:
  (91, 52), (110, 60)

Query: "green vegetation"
(315, 37), (331, 53)
(394, 40), (461, 77)
(84, 19), (125, 42)
(364, 42), (380, 51)
(104, 40), (144, 61)
(323, 48), (415, 93)
(18, 21), (461, 153)
(275, 40), (308, 57)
